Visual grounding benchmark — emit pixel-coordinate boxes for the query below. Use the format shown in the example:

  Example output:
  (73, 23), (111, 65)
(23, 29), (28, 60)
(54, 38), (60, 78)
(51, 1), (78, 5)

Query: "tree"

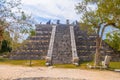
(0, 31), (12, 54)
(76, 0), (120, 66)
(30, 29), (36, 36)
(105, 32), (120, 53)
(0, 40), (12, 54)
(0, 0), (34, 49)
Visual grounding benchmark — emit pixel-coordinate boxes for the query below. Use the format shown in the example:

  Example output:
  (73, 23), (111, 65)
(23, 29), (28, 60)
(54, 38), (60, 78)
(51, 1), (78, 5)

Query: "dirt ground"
(0, 65), (120, 80)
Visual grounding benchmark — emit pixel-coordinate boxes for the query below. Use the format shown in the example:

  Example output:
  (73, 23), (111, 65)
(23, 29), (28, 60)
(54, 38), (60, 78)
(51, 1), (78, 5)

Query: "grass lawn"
(0, 58), (46, 67)
(54, 61), (93, 69)
(109, 62), (120, 69)
(0, 58), (120, 70)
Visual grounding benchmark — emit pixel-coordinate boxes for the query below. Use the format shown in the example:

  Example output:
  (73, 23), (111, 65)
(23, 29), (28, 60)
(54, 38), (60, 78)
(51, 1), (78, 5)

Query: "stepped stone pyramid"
(10, 20), (116, 65)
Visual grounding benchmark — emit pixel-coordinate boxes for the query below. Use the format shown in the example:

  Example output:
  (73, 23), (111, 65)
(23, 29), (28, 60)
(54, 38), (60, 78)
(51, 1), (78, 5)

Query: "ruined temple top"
(38, 19), (79, 25)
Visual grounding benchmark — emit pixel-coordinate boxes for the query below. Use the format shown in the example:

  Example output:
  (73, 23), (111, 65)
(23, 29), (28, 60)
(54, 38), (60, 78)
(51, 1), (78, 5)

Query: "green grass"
(54, 61), (120, 70)
(0, 58), (46, 67)
(109, 62), (120, 69)
(54, 61), (94, 69)
(0, 58), (93, 69)
(0, 58), (120, 70)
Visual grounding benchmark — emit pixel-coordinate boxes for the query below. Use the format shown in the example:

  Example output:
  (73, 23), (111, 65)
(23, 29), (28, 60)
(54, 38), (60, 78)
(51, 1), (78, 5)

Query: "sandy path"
(0, 65), (120, 80)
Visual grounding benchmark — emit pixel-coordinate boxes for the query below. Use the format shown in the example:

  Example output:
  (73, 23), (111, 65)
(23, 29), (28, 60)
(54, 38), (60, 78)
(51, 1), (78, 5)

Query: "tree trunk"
(0, 41), (1, 50)
(29, 53), (32, 66)
(94, 37), (101, 66)
(0, 30), (3, 49)
(29, 59), (32, 66)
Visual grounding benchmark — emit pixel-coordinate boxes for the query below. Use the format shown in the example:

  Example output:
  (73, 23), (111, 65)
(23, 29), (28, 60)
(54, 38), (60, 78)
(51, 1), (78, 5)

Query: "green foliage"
(30, 29), (36, 36)
(21, 11), (27, 20)
(76, 0), (120, 34)
(0, 31), (13, 54)
(105, 32), (120, 52)
(0, 40), (12, 54)
(0, 58), (120, 69)
(0, 58), (46, 67)
(109, 62), (120, 69)
(97, 0), (120, 29)
(0, 0), (34, 46)
(54, 61), (94, 69)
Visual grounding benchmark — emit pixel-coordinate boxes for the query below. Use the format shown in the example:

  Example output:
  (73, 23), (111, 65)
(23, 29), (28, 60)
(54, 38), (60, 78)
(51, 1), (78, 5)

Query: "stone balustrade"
(70, 26), (79, 65)
(46, 25), (56, 66)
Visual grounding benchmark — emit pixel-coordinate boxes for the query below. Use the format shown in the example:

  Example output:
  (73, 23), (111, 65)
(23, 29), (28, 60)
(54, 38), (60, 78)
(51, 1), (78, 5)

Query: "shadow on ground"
(14, 77), (86, 80)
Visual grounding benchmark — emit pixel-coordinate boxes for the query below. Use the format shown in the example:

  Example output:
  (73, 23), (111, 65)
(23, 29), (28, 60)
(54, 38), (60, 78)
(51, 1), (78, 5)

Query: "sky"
(20, 0), (115, 39)
(21, 0), (80, 24)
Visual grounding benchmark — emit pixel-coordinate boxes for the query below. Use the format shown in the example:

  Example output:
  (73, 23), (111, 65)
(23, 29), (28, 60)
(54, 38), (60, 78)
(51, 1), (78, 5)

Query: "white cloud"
(21, 0), (80, 23)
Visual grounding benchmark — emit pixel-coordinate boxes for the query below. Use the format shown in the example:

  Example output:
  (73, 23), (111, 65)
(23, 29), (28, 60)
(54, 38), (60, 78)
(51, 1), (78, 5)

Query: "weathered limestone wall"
(74, 25), (117, 61)
(10, 25), (52, 60)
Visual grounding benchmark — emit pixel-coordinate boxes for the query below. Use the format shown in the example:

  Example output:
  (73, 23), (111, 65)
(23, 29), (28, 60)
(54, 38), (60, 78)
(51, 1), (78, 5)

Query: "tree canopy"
(76, 0), (120, 34)
(0, 0), (34, 49)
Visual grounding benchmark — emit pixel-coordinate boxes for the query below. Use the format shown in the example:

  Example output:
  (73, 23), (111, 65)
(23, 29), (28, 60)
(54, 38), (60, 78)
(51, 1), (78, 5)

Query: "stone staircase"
(52, 25), (72, 64)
